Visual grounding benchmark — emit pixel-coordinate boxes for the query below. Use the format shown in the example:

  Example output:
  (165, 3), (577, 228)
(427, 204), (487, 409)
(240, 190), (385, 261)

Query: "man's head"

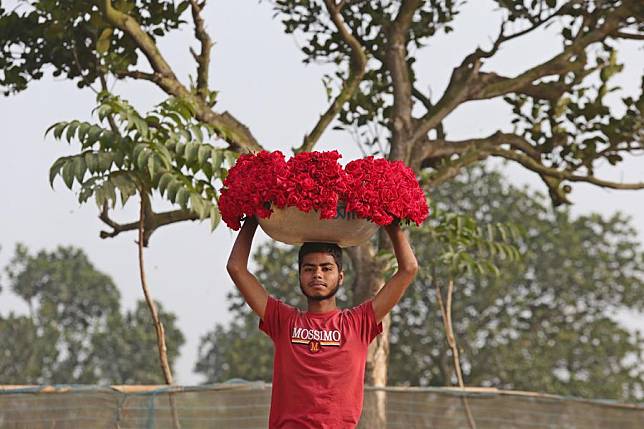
(298, 242), (344, 302)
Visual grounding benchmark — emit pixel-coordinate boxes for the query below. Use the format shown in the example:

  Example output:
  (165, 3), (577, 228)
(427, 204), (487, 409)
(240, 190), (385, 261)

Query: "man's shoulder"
(267, 295), (301, 314)
(341, 299), (374, 315)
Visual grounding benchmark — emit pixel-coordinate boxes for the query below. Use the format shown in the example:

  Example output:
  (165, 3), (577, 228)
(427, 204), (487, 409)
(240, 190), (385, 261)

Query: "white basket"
(257, 205), (379, 248)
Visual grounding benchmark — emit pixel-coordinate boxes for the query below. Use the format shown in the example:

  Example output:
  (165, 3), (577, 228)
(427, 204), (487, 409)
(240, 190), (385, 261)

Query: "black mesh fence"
(1, 384), (642, 428)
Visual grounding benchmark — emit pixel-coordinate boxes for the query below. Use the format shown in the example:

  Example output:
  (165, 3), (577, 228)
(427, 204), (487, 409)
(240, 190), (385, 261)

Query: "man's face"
(299, 252), (344, 302)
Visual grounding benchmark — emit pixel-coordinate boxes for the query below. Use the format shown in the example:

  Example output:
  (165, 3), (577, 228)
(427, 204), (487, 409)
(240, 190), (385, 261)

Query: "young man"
(226, 216), (418, 428)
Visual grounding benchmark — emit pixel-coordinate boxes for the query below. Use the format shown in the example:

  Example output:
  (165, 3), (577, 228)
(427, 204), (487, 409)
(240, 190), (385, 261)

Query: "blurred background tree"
(0, 245), (185, 384)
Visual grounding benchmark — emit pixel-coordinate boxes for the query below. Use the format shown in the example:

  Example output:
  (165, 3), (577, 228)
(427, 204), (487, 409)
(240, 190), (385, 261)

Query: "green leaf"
(185, 142), (199, 164)
(49, 157), (68, 187)
(210, 148), (223, 172)
(197, 144), (210, 166)
(51, 122), (67, 140)
(65, 120), (80, 142)
(155, 144), (174, 169)
(78, 178), (98, 204)
(113, 150), (126, 167)
(73, 156), (86, 183)
(132, 143), (146, 162)
(87, 125), (104, 144)
(77, 123), (90, 144)
(111, 174), (138, 207)
(95, 186), (106, 209)
(103, 179), (117, 208)
(224, 151), (239, 168)
(158, 172), (174, 197)
(176, 188), (190, 208)
(97, 152), (113, 172)
(210, 205), (221, 232)
(62, 161), (75, 189)
(191, 124), (204, 143)
(96, 27), (113, 54)
(84, 152), (98, 174)
(147, 155), (158, 179)
(190, 194), (206, 219)
(136, 147), (150, 171)
(167, 180), (182, 203)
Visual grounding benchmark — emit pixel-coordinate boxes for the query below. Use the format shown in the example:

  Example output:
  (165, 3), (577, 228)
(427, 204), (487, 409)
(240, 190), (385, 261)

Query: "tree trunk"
(138, 192), (181, 429)
(348, 238), (388, 429)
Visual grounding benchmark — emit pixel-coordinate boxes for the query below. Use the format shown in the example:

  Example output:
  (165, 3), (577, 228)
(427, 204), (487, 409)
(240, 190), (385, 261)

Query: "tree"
(0, 244), (185, 384)
(196, 167), (644, 402)
(390, 167), (644, 401)
(2, 0), (643, 408)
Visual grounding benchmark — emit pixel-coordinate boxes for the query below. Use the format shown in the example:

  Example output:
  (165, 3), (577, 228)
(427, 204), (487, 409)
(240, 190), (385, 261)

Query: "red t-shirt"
(259, 296), (383, 428)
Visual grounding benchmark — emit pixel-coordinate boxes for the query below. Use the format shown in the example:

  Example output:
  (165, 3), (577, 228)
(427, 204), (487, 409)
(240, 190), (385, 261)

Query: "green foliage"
(414, 207), (521, 278)
(388, 167), (644, 401)
(92, 300), (185, 384)
(47, 92), (236, 231)
(0, 1), (190, 95)
(504, 48), (642, 177)
(0, 244), (185, 384)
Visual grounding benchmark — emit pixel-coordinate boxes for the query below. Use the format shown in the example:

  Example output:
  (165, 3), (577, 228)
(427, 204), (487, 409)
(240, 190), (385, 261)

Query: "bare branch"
(409, 57), (481, 148)
(189, 0), (213, 99)
(487, 146), (644, 190)
(612, 31), (644, 40)
(471, 1), (576, 62)
(99, 201), (199, 246)
(410, 5), (628, 149)
(417, 132), (551, 174)
(115, 69), (158, 82)
(424, 151), (490, 189)
(474, 74), (570, 101)
(294, 0), (368, 153)
(473, 12), (624, 101)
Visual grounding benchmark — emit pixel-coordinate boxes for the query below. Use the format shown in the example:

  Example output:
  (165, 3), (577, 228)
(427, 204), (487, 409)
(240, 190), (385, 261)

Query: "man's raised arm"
(226, 217), (269, 320)
(372, 223), (419, 323)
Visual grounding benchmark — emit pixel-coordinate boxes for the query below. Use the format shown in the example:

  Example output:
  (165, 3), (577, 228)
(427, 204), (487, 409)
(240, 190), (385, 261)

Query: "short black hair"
(298, 242), (343, 272)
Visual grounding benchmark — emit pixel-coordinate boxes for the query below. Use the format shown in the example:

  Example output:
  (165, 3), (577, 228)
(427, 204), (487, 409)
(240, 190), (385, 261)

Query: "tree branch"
(472, 11), (624, 101)
(487, 146), (644, 190)
(470, 1), (577, 62)
(102, 0), (178, 84)
(99, 202), (199, 246)
(189, 0), (213, 100)
(294, 0), (368, 154)
(416, 132), (540, 171)
(410, 4), (629, 153)
(612, 31), (644, 40)
(409, 56), (481, 148)
(102, 0), (262, 153)
(386, 0), (423, 162)
(115, 69), (159, 82)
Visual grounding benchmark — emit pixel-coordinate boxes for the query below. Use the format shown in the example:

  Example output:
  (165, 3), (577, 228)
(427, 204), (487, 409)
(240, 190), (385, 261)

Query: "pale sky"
(1, 1), (642, 385)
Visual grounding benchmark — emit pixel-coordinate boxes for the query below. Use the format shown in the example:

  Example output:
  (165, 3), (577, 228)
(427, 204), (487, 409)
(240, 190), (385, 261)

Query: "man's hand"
(372, 221), (419, 323)
(226, 216), (269, 320)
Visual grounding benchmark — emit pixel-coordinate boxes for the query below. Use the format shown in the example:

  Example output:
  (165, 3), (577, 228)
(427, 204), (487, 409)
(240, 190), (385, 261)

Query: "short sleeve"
(346, 299), (383, 344)
(258, 296), (296, 341)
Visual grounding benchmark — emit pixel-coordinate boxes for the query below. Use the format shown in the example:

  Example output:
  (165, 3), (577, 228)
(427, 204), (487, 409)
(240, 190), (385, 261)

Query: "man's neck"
(306, 298), (338, 314)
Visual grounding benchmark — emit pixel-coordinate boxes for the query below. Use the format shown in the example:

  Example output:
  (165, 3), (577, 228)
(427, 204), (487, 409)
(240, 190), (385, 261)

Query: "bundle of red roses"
(219, 150), (429, 231)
